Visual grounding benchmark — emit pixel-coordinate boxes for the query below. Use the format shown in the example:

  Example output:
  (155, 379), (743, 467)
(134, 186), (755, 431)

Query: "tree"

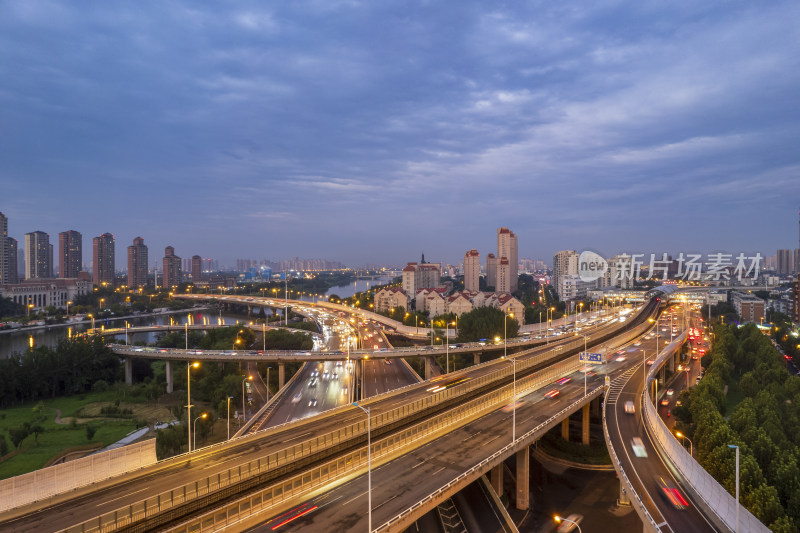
(455, 307), (519, 343)
(9, 426), (29, 449)
(29, 424), (44, 445)
(86, 424), (97, 441)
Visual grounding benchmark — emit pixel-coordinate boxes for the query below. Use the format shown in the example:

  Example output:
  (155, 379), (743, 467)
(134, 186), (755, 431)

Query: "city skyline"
(2, 2), (799, 265)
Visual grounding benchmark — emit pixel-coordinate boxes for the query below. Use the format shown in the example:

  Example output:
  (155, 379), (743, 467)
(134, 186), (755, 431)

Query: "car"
(384, 359), (392, 365)
(691, 355), (698, 360)
(309, 378), (317, 387)
(646, 359), (655, 366)
(556, 377), (571, 385)
(657, 476), (689, 509)
(615, 355), (627, 362)
(341, 386), (348, 396)
(660, 398), (670, 406)
(666, 388), (674, 396)
(133, 347), (144, 352)
(631, 437), (648, 458)
(291, 393), (302, 404)
(633, 341), (642, 346)
(308, 398), (317, 407)
(624, 401), (635, 414)
(556, 514), (584, 533)
(544, 389), (560, 399)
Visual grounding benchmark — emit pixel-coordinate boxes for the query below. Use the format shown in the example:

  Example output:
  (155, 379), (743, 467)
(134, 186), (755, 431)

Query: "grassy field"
(0, 391), (176, 480)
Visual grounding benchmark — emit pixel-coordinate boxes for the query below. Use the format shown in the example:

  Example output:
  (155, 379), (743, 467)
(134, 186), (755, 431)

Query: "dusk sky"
(2, 1), (799, 268)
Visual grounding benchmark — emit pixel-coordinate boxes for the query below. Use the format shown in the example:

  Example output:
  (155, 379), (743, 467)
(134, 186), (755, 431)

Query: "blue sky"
(2, 1), (799, 268)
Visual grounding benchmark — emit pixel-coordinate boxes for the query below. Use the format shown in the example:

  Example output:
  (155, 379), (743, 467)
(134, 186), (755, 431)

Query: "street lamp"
(501, 356), (517, 443)
(88, 313), (95, 333)
(504, 312), (514, 359)
(728, 444), (739, 533)
(242, 375), (253, 423)
(66, 301), (72, 317)
(576, 332), (589, 395)
(554, 515), (582, 533)
(352, 402), (372, 533)
(227, 396), (234, 440)
(676, 431), (693, 456)
(193, 413), (207, 449)
(187, 362), (200, 452)
(27, 303), (34, 318)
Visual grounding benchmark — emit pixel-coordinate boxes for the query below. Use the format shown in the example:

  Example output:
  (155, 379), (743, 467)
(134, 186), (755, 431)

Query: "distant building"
(731, 291), (765, 323)
(608, 254), (635, 289)
(127, 237), (148, 290)
(415, 288), (448, 316)
(778, 249), (793, 275)
(463, 249), (480, 292)
(6, 237), (17, 284)
(25, 231), (52, 279)
(191, 255), (202, 281)
(497, 227), (519, 291)
(92, 233), (115, 287)
(558, 274), (597, 300)
(401, 259), (441, 294)
(497, 256), (512, 293)
(0, 277), (92, 312)
(0, 212), (8, 284)
(162, 246), (182, 289)
(374, 287), (410, 313)
(58, 230), (82, 279)
(486, 253), (496, 289)
(446, 291), (476, 317)
(552, 250), (578, 294)
(793, 275), (800, 324)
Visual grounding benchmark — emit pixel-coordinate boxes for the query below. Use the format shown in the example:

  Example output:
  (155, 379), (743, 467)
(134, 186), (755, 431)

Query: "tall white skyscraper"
(0, 212), (8, 284)
(463, 249), (480, 292)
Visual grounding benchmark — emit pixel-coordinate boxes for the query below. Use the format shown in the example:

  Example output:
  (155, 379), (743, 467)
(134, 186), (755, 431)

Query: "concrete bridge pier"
(561, 417), (570, 441)
(424, 356), (433, 380)
(582, 403), (591, 445)
(473, 353), (480, 366)
(166, 360), (174, 393)
(592, 396), (601, 417)
(278, 363), (286, 389)
(490, 463), (503, 496)
(516, 446), (530, 510)
(618, 482), (631, 506)
(125, 358), (133, 385)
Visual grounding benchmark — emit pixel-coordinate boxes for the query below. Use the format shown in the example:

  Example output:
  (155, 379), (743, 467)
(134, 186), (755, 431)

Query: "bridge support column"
(278, 363), (285, 389)
(165, 360), (173, 393)
(515, 446), (530, 510)
(668, 352), (675, 372)
(125, 358), (133, 386)
(490, 463), (503, 497)
(561, 418), (569, 441)
(425, 356), (433, 380)
(473, 353), (480, 366)
(592, 396), (601, 417)
(582, 403), (590, 446)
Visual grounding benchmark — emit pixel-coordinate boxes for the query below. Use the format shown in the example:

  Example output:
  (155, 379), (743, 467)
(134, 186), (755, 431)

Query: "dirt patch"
(78, 402), (175, 422)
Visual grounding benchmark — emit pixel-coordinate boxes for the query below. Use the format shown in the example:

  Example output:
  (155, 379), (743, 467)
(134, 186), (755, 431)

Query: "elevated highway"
(0, 298), (659, 532)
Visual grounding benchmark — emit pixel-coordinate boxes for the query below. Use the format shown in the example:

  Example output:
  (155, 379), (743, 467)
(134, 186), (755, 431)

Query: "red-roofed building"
(401, 260), (441, 294)
(374, 287), (410, 313)
(464, 249), (480, 292)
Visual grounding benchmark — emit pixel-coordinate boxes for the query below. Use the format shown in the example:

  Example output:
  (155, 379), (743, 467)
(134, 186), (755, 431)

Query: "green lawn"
(0, 392), (139, 480)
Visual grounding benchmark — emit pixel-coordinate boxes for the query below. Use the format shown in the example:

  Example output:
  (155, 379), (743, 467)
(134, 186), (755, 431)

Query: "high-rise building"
(127, 237), (148, 289)
(497, 227), (518, 292)
(552, 250), (578, 295)
(401, 260), (441, 294)
(162, 246), (181, 289)
(0, 212), (8, 284)
(793, 274), (799, 324)
(92, 233), (115, 287)
(58, 230), (83, 279)
(7, 237), (17, 284)
(463, 249), (480, 292)
(191, 255), (202, 281)
(486, 253), (496, 289)
(778, 249), (793, 275)
(25, 231), (52, 279)
(795, 248), (800, 275)
(497, 256), (512, 293)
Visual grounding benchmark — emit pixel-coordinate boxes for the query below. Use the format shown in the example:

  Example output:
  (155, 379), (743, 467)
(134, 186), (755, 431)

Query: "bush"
(86, 425), (97, 441)
(92, 380), (110, 393)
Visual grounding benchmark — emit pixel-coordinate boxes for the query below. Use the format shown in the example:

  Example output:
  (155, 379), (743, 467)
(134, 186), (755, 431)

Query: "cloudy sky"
(2, 1), (799, 268)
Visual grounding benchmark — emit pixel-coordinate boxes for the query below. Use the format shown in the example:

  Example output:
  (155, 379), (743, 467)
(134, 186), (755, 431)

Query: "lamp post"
(185, 322), (189, 351)
(88, 313), (95, 333)
(676, 431), (693, 456)
(242, 375), (253, 423)
(266, 367), (271, 402)
(352, 402), (371, 533)
(125, 321), (129, 345)
(193, 413), (207, 449)
(576, 332), (588, 395)
(502, 357), (517, 442)
(554, 515), (582, 533)
(187, 362), (200, 452)
(504, 312), (514, 359)
(227, 396), (233, 440)
(729, 444), (739, 532)
(66, 300), (71, 317)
